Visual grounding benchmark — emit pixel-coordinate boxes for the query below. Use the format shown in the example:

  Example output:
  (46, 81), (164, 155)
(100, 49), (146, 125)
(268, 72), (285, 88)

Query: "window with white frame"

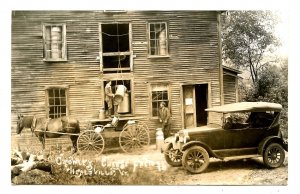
(46, 87), (68, 118)
(43, 24), (67, 61)
(151, 84), (169, 117)
(99, 23), (132, 73)
(148, 22), (168, 56)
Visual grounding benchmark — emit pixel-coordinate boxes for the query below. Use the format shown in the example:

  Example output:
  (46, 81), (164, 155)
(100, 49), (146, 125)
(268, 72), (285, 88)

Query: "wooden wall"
(11, 11), (224, 141)
(223, 73), (238, 105)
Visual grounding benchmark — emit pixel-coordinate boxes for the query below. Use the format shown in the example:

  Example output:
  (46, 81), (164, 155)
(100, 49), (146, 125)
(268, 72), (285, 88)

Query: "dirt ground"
(11, 144), (288, 185)
(82, 145), (288, 185)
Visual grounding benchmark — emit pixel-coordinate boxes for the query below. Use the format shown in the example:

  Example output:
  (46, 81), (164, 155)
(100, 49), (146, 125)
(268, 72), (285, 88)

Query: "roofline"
(222, 65), (242, 74)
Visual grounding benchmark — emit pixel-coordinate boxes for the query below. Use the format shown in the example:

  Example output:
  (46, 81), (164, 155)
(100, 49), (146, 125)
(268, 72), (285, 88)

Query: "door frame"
(180, 82), (211, 129)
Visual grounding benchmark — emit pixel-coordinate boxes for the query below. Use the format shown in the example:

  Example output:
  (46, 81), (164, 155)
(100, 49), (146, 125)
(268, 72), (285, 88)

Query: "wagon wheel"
(123, 121), (149, 131)
(77, 130), (105, 155)
(119, 122), (150, 153)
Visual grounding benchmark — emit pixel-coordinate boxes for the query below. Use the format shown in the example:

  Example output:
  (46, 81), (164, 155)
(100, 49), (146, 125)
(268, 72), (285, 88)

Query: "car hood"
(181, 124), (221, 134)
(164, 124), (221, 142)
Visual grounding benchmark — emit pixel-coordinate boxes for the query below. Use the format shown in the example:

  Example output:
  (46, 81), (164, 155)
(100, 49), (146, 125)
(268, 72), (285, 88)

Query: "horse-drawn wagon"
(16, 115), (150, 155)
(77, 116), (150, 154)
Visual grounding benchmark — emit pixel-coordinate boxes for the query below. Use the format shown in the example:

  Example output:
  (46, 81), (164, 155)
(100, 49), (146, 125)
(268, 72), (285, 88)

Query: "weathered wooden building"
(11, 11), (240, 145)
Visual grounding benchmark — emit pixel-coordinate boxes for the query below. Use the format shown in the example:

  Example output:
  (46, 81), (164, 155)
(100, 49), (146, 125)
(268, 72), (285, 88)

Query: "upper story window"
(43, 24), (67, 61)
(46, 87), (68, 118)
(148, 22), (168, 56)
(99, 23), (132, 73)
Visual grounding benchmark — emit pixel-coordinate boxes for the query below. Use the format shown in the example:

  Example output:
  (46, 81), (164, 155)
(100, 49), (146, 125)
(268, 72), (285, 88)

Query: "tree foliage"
(241, 58), (288, 138)
(222, 11), (279, 84)
(243, 59), (287, 104)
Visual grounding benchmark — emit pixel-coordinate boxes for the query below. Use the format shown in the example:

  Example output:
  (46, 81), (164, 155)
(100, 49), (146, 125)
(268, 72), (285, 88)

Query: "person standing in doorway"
(158, 102), (171, 139)
(105, 80), (114, 117)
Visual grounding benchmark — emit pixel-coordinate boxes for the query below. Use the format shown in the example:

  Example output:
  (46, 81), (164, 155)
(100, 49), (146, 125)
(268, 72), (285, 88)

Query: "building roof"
(223, 65), (242, 74)
(205, 102), (282, 113)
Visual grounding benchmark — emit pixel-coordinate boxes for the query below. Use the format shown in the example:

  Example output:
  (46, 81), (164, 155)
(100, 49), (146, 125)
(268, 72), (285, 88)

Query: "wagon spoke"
(93, 138), (104, 143)
(77, 130), (105, 155)
(119, 123), (150, 153)
(79, 134), (90, 142)
(123, 131), (133, 138)
(79, 144), (90, 151)
(120, 135), (132, 140)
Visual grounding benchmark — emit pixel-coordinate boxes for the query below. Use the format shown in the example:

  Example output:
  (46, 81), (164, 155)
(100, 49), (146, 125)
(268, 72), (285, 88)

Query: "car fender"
(258, 136), (288, 155)
(181, 141), (222, 159)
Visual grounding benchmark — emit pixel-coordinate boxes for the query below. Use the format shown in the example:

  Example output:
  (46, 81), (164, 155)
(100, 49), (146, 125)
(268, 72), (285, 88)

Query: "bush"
(240, 63), (288, 139)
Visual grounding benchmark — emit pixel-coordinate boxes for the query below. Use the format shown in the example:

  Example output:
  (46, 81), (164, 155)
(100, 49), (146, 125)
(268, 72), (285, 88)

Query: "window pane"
(49, 107), (54, 116)
(48, 89), (54, 97)
(60, 97), (66, 105)
(153, 108), (158, 117)
(102, 24), (129, 52)
(151, 84), (169, 117)
(49, 97), (54, 106)
(152, 101), (159, 117)
(162, 91), (168, 100)
(54, 89), (59, 97)
(103, 55), (130, 69)
(60, 90), (65, 97)
(55, 97), (60, 105)
(150, 24), (154, 32)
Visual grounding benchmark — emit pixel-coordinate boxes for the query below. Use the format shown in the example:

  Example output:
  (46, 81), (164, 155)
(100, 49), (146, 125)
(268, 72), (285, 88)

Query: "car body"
(163, 102), (288, 174)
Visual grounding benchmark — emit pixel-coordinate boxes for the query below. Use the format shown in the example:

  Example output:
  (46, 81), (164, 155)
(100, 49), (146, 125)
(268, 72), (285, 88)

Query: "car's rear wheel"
(263, 143), (285, 168)
(182, 146), (209, 174)
(164, 143), (183, 167)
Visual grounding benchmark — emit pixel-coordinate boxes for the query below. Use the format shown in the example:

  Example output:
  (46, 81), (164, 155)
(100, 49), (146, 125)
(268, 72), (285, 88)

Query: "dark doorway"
(195, 84), (208, 126)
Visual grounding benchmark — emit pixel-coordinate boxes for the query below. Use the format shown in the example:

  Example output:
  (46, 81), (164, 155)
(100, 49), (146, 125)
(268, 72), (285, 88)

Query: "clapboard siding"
(12, 11), (237, 145)
(224, 74), (237, 104)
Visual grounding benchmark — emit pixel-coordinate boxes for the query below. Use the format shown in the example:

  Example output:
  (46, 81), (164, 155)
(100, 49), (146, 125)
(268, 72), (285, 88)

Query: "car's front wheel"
(263, 143), (285, 168)
(164, 143), (183, 167)
(182, 146), (209, 174)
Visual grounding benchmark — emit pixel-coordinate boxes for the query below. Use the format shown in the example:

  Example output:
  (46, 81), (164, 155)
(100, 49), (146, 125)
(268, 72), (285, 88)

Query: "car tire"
(263, 143), (285, 168)
(164, 143), (183, 167)
(182, 146), (209, 174)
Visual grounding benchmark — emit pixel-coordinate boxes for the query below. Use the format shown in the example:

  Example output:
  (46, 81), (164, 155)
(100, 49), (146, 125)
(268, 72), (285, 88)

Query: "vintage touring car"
(163, 102), (288, 174)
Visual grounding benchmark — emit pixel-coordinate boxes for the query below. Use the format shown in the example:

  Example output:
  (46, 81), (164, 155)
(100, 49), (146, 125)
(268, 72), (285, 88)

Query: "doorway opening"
(182, 83), (208, 129)
(195, 84), (208, 126)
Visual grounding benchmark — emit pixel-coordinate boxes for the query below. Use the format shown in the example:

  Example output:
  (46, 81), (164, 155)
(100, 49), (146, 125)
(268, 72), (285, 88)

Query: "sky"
(274, 10), (289, 57)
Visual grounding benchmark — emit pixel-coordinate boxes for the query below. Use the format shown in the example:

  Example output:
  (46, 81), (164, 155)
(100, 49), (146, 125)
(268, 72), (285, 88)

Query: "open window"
(103, 80), (132, 115)
(150, 83), (170, 117)
(46, 87), (68, 118)
(99, 23), (132, 73)
(148, 22), (168, 56)
(43, 24), (67, 61)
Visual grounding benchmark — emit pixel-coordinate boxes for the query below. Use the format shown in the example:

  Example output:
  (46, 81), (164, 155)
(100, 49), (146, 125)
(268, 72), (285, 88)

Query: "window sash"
(148, 22), (168, 56)
(99, 23), (132, 72)
(43, 24), (67, 61)
(47, 88), (68, 118)
(150, 84), (169, 117)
